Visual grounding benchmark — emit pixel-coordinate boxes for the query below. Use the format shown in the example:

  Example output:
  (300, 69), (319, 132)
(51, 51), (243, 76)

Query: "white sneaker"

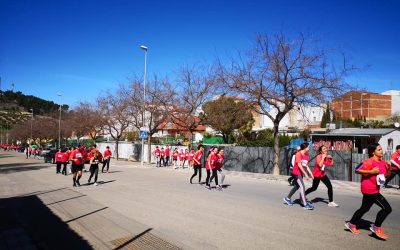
(94, 182), (98, 186)
(328, 201), (339, 207)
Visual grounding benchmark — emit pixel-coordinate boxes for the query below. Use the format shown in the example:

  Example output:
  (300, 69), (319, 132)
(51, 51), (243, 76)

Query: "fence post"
(348, 147), (353, 182)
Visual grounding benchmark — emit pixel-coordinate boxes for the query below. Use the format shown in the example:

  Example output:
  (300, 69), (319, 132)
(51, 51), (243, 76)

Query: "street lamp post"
(140, 45), (148, 165)
(57, 93), (62, 148)
(30, 108), (33, 142)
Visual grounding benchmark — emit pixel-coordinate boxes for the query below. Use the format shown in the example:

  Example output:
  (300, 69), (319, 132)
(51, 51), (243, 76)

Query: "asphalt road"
(1, 151), (399, 249)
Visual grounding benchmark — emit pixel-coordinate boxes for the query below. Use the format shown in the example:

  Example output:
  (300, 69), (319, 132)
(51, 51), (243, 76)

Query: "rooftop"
(311, 128), (397, 137)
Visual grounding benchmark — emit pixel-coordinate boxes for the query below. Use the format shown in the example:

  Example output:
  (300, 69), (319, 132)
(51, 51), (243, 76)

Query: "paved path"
(1, 151), (400, 249)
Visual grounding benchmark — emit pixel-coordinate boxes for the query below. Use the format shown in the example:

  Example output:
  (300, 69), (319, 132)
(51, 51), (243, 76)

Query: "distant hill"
(0, 90), (69, 129)
(0, 90), (69, 115)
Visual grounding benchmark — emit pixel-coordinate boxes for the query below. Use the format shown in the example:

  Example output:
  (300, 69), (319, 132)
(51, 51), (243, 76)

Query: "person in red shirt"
(190, 145), (204, 184)
(205, 146), (221, 190)
(345, 143), (392, 240)
(69, 145), (85, 187)
(384, 145), (400, 188)
(165, 145), (171, 166)
(160, 147), (166, 167)
(102, 146), (112, 173)
(55, 149), (63, 174)
(188, 149), (195, 169)
(283, 143), (314, 210)
(88, 150), (102, 186)
(210, 148), (225, 186)
(153, 146), (161, 167)
(182, 149), (189, 168)
(172, 148), (179, 169)
(60, 149), (69, 175)
(179, 149), (185, 168)
(305, 145), (339, 207)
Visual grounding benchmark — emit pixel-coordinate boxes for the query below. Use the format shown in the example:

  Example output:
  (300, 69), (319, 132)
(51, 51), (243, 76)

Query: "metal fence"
(98, 142), (399, 185)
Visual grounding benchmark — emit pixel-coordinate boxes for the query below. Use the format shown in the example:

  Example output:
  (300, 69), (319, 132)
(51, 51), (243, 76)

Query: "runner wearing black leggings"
(190, 145), (204, 184)
(345, 143), (392, 240)
(88, 151), (101, 186)
(305, 145), (339, 207)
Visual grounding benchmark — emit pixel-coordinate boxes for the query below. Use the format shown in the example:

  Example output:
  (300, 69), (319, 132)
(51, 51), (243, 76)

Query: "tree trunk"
(272, 123), (280, 175)
(115, 140), (119, 160)
(147, 135), (152, 163)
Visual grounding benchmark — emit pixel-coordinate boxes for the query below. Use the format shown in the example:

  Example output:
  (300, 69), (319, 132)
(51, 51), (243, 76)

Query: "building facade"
(331, 91), (392, 121)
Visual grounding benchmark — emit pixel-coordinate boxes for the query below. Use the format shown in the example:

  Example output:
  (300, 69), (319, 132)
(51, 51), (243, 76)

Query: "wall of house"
(379, 130), (400, 153)
(332, 91), (392, 121)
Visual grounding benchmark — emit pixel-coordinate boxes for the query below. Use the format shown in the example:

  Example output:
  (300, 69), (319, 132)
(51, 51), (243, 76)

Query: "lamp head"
(140, 45), (148, 51)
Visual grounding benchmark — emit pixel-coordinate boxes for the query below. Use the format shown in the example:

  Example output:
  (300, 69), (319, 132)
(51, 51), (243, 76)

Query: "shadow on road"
(105, 171), (123, 174)
(0, 194), (93, 249)
(0, 162), (51, 174)
(114, 228), (153, 250)
(0, 154), (14, 159)
(310, 197), (328, 204)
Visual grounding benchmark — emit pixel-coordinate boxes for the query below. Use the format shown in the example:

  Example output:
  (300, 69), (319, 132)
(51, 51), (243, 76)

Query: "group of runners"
(153, 146), (197, 169)
(154, 144), (226, 190)
(284, 142), (399, 240)
(25, 144), (113, 187)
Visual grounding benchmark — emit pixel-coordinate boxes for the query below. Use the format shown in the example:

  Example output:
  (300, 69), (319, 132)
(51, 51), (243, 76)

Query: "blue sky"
(1, 0), (399, 108)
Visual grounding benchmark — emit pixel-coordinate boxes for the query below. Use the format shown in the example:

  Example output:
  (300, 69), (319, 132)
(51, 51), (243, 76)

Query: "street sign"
(139, 131), (148, 139)
(139, 127), (150, 132)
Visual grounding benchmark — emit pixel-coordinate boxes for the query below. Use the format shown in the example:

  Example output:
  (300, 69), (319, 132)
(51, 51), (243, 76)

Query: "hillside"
(0, 90), (69, 129)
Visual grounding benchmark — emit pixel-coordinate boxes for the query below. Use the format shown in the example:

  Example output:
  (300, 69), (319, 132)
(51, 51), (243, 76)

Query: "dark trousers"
(384, 168), (400, 187)
(165, 156), (170, 166)
(190, 165), (202, 183)
(305, 175), (334, 202)
(61, 162), (67, 175)
(206, 169), (218, 187)
(160, 157), (165, 167)
(350, 193), (392, 227)
(88, 164), (99, 183)
(102, 158), (110, 172)
(56, 162), (62, 173)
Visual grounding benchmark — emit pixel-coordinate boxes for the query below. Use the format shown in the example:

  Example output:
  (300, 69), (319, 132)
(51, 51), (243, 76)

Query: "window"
(388, 138), (393, 151)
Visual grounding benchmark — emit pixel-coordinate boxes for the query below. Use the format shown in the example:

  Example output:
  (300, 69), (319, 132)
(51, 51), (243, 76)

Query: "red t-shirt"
(206, 152), (218, 170)
(160, 150), (165, 158)
(215, 154), (225, 169)
(70, 149), (84, 165)
(103, 149), (112, 158)
(358, 158), (387, 195)
(55, 152), (63, 162)
(292, 151), (309, 176)
(165, 147), (170, 156)
(390, 151), (400, 171)
(193, 150), (203, 165)
(179, 152), (185, 161)
(61, 152), (69, 162)
(172, 151), (178, 160)
(312, 154), (333, 178)
(188, 151), (194, 161)
(154, 149), (160, 156)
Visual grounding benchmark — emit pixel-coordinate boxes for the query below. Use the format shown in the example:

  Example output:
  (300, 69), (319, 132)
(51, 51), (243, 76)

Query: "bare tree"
(167, 64), (215, 144)
(74, 102), (106, 142)
(128, 76), (171, 162)
(218, 33), (353, 175)
(98, 85), (131, 160)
